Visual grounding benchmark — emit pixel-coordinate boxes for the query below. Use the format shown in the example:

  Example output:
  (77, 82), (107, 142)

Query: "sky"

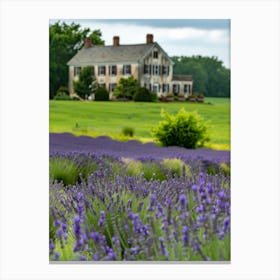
(50, 19), (230, 68)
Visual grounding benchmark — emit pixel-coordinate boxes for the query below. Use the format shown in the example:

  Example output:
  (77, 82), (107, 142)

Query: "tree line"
(172, 56), (230, 97)
(49, 21), (230, 99)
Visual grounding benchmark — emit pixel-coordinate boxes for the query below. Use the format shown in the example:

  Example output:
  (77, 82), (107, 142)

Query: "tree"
(73, 66), (97, 99)
(172, 55), (230, 97)
(113, 77), (139, 100)
(49, 21), (104, 99)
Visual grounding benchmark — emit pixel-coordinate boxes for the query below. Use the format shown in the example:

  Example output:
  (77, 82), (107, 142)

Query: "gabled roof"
(67, 42), (174, 66)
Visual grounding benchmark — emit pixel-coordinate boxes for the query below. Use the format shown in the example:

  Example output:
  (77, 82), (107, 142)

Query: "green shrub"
(122, 127), (135, 137)
(151, 92), (158, 102)
(220, 162), (230, 176)
(56, 86), (69, 95)
(152, 108), (210, 149)
(113, 77), (138, 100)
(49, 157), (79, 185)
(95, 87), (109, 101)
(133, 87), (155, 102)
(124, 159), (166, 181)
(49, 156), (99, 185)
(53, 92), (72, 100)
(161, 158), (191, 177)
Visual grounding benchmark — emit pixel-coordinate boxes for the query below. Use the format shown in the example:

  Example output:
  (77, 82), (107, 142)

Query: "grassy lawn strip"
(49, 98), (230, 150)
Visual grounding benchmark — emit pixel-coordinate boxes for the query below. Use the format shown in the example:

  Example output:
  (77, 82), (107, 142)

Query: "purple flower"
(159, 237), (169, 260)
(182, 226), (189, 245)
(196, 204), (204, 213)
(90, 231), (100, 243)
(192, 184), (197, 192)
(98, 211), (106, 227)
(207, 183), (213, 194)
(53, 252), (60, 261)
(80, 255), (87, 261)
(222, 217), (230, 233)
(56, 228), (63, 238)
(218, 191), (225, 200)
(147, 193), (156, 211)
(218, 231), (225, 240)
(54, 220), (61, 227)
(105, 248), (116, 261)
(178, 193), (188, 211)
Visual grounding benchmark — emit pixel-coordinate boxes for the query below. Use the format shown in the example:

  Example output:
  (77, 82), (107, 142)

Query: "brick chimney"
(146, 34), (154, 44)
(84, 37), (92, 48)
(113, 36), (120, 46)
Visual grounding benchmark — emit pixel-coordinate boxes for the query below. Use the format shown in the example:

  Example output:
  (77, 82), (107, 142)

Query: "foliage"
(53, 92), (72, 101)
(49, 21), (104, 99)
(122, 127), (135, 137)
(56, 86), (69, 95)
(113, 77), (139, 100)
(73, 66), (97, 99)
(172, 55), (230, 98)
(161, 158), (189, 177)
(152, 108), (210, 149)
(49, 153), (230, 261)
(95, 87), (109, 101)
(49, 154), (98, 185)
(133, 87), (155, 102)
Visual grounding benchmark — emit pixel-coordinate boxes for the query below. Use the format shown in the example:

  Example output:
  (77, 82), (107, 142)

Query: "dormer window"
(153, 51), (158, 59)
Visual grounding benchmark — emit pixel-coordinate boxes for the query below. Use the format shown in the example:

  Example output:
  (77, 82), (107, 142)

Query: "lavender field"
(49, 133), (230, 262)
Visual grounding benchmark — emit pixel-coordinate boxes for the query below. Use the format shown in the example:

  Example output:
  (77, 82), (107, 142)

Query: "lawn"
(49, 98), (230, 150)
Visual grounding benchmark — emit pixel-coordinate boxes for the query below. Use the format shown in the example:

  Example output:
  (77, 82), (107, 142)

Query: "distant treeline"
(172, 56), (230, 98)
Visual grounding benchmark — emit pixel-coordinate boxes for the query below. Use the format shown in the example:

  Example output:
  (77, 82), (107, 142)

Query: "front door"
(153, 83), (160, 96)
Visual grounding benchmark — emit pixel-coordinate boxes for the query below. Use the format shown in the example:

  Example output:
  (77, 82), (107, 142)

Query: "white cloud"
(54, 20), (230, 68)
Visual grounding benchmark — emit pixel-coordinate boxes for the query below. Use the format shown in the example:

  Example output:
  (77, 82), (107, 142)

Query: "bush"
(95, 87), (109, 101)
(122, 126), (135, 137)
(161, 158), (191, 177)
(152, 108), (210, 149)
(56, 86), (69, 95)
(113, 77), (138, 100)
(133, 87), (155, 102)
(53, 92), (72, 100)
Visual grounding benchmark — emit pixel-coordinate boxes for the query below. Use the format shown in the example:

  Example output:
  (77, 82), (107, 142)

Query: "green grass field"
(49, 98), (230, 150)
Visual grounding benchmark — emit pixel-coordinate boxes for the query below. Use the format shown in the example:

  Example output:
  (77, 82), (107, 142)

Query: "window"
(99, 83), (106, 88)
(153, 51), (158, 59)
(153, 65), (160, 75)
(109, 83), (116, 93)
(98, 65), (106, 76)
(173, 84), (180, 94)
(123, 65), (131, 75)
(153, 83), (160, 93)
(109, 65), (117, 76)
(163, 84), (169, 93)
(144, 64), (151, 74)
(184, 84), (190, 94)
(74, 66), (81, 76)
(162, 65), (169, 76)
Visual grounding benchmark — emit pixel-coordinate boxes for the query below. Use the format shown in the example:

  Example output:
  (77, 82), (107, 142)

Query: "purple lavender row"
(49, 133), (230, 164)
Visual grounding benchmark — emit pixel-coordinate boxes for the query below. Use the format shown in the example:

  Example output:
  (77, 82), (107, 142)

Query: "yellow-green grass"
(49, 97), (230, 150)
